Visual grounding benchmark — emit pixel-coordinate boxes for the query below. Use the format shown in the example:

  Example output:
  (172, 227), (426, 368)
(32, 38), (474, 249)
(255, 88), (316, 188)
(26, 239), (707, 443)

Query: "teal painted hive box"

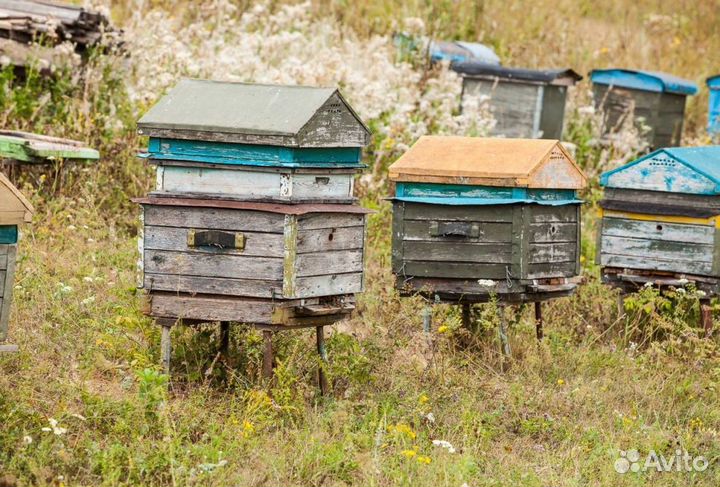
(598, 146), (720, 294)
(137, 79), (370, 203)
(590, 69), (698, 149)
(0, 173), (34, 352)
(388, 136), (588, 303)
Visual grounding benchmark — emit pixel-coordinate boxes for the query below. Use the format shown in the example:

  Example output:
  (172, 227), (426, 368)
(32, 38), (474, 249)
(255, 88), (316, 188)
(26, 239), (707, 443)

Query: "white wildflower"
(425, 412), (435, 423)
(677, 288), (686, 295)
(643, 282), (653, 288)
(432, 439), (456, 454)
(477, 279), (496, 288)
(81, 296), (96, 305)
(697, 290), (706, 297)
(678, 278), (689, 285)
(57, 283), (73, 294)
(41, 418), (67, 436)
(22, 435), (33, 445)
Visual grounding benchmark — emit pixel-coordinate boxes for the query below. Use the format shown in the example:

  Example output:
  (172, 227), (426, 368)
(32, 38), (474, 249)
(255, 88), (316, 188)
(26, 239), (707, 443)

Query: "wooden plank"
(296, 225), (364, 253)
(529, 222), (577, 242)
(463, 79), (539, 138)
(282, 215), (298, 298)
(601, 217), (714, 244)
(294, 273), (364, 298)
(603, 152), (714, 194)
(297, 212), (365, 231)
(511, 205), (526, 278)
(143, 225), (285, 258)
(0, 254), (7, 269)
(144, 250), (283, 280)
(295, 249), (364, 277)
(403, 203), (514, 222)
(528, 242), (576, 264)
(149, 293), (276, 323)
(143, 205), (286, 233)
(600, 235), (714, 264)
(391, 202), (405, 274)
(602, 188), (720, 214)
(403, 261), (509, 279)
(143, 273), (281, 299)
(527, 204), (577, 223)
(525, 262), (577, 279)
(401, 220), (512, 243)
(538, 85), (567, 140)
(0, 245), (15, 341)
(402, 241), (512, 263)
(601, 253), (712, 276)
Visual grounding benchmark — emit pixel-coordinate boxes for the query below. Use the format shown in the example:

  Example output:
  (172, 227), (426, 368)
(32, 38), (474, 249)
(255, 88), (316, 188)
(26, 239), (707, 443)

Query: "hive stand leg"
(219, 321), (230, 357)
(316, 326), (329, 396)
(700, 298), (713, 337)
(462, 303), (472, 329)
(262, 330), (274, 380)
(0, 344), (19, 353)
(160, 323), (172, 375)
(535, 301), (544, 341)
(497, 304), (511, 371)
(422, 305), (432, 333)
(616, 293), (626, 318)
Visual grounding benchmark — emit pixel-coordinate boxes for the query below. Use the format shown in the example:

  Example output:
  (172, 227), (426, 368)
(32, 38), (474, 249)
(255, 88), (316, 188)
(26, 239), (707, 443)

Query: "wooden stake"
(219, 321), (230, 357)
(616, 294), (626, 318)
(462, 303), (471, 329)
(0, 343), (18, 353)
(497, 304), (511, 370)
(316, 326), (328, 395)
(534, 301), (544, 341)
(700, 298), (713, 337)
(262, 330), (274, 379)
(422, 306), (431, 333)
(160, 324), (172, 375)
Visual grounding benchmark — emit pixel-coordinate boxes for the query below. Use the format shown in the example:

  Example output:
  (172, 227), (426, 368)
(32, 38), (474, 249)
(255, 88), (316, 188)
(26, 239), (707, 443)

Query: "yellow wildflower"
(437, 325), (449, 333)
(401, 449), (417, 458)
(417, 455), (431, 464)
(557, 379), (565, 386)
(418, 394), (429, 405)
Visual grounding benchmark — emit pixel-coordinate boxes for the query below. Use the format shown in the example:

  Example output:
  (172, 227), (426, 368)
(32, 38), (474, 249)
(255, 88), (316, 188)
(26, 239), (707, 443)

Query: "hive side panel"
(604, 153), (716, 194)
(143, 205), (286, 233)
(156, 166), (281, 197)
(144, 225), (285, 257)
(0, 244), (16, 341)
(148, 293), (276, 323)
(524, 205), (579, 279)
(299, 93), (368, 147)
(538, 85), (568, 140)
(391, 202), (405, 275)
(463, 79), (539, 138)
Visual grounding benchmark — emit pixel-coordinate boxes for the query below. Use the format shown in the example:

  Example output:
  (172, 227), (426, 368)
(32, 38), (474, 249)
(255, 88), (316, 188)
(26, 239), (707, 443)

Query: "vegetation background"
(1, 0), (719, 485)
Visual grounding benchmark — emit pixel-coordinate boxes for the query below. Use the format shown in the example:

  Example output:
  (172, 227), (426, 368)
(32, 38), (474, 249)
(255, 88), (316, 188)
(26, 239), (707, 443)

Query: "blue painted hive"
(389, 136), (588, 303)
(590, 69), (698, 148)
(598, 146), (720, 292)
(707, 75), (720, 136)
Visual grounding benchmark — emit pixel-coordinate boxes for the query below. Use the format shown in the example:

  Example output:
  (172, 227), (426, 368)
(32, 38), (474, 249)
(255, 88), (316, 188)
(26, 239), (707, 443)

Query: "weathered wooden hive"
(707, 75), (720, 136)
(598, 146), (720, 294)
(135, 80), (371, 383)
(590, 69), (698, 148)
(450, 62), (582, 139)
(389, 136), (587, 303)
(0, 173), (33, 352)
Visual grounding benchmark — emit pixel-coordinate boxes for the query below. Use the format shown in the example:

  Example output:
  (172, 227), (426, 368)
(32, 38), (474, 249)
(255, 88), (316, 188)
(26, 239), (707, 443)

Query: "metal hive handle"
(429, 221), (480, 238)
(187, 229), (245, 250)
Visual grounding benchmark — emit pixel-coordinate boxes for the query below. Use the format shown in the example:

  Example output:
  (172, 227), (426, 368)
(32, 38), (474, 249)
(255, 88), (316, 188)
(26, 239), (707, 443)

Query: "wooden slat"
(529, 222), (577, 242)
(143, 225), (285, 257)
(403, 203), (514, 222)
(295, 249), (364, 277)
(525, 262), (577, 279)
(403, 261), (509, 279)
(528, 242), (576, 264)
(601, 253), (712, 276)
(296, 225), (364, 253)
(294, 273), (364, 297)
(144, 274), (280, 299)
(402, 241), (512, 264)
(600, 235), (714, 263)
(143, 205), (286, 233)
(601, 217), (714, 244)
(527, 204), (577, 223)
(402, 220), (512, 242)
(0, 245), (16, 341)
(297, 213), (365, 230)
(144, 250), (283, 280)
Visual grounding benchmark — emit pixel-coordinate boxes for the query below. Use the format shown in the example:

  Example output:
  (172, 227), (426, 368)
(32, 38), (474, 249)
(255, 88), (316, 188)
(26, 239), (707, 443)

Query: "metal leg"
(160, 324), (172, 375)
(497, 304), (511, 371)
(316, 326), (328, 395)
(616, 294), (626, 318)
(700, 298), (713, 337)
(262, 330), (274, 379)
(534, 301), (544, 341)
(219, 321), (230, 357)
(462, 303), (471, 329)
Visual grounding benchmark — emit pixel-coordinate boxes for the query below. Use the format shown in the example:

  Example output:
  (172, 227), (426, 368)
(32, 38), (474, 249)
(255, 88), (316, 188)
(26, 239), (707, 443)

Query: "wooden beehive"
(708, 75), (720, 136)
(598, 146), (720, 293)
(0, 172), (33, 350)
(590, 69), (698, 148)
(389, 136), (587, 303)
(451, 63), (582, 139)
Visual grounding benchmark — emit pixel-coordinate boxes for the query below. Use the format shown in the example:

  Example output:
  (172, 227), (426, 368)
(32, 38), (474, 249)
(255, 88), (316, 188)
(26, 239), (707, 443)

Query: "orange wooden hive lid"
(388, 136), (587, 189)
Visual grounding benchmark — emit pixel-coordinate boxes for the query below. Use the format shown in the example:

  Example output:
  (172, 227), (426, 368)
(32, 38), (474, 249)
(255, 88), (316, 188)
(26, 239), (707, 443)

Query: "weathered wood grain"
(144, 250), (283, 280)
(144, 225), (285, 257)
(403, 203), (514, 222)
(296, 249), (364, 277)
(144, 273), (281, 299)
(403, 261), (509, 279)
(144, 205), (286, 233)
(402, 220), (512, 242)
(525, 262), (577, 279)
(297, 213), (365, 230)
(529, 222), (577, 242)
(0, 244), (16, 341)
(294, 273), (364, 297)
(403, 241), (512, 263)
(538, 85), (568, 140)
(527, 205), (578, 223)
(600, 235), (714, 264)
(601, 253), (712, 275)
(463, 79), (540, 138)
(528, 242), (576, 264)
(601, 217), (714, 244)
(296, 225), (364, 253)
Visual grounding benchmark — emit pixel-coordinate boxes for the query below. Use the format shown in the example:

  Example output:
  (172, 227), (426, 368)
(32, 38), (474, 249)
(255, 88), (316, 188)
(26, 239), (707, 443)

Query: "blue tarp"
(590, 69), (698, 96)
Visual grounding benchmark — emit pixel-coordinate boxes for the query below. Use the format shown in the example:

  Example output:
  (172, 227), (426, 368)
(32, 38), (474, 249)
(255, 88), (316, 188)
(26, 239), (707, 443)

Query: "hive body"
(598, 146), (720, 294)
(389, 136), (587, 303)
(707, 75), (720, 136)
(451, 63), (582, 140)
(136, 79), (371, 326)
(590, 69), (698, 149)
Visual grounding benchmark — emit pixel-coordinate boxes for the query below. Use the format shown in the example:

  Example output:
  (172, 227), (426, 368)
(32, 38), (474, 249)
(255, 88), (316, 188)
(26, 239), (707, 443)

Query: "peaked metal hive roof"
(389, 136), (587, 188)
(590, 69), (698, 95)
(138, 79), (366, 139)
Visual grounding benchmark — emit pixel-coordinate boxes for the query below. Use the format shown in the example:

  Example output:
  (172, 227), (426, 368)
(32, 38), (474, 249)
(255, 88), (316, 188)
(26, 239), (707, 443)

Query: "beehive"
(707, 75), (720, 136)
(389, 136), (587, 303)
(0, 173), (33, 352)
(136, 80), (371, 385)
(598, 146), (720, 294)
(590, 69), (698, 148)
(451, 63), (582, 139)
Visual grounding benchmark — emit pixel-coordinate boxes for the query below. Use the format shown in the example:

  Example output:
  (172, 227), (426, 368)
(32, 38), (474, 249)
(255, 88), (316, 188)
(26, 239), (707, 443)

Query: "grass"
(1, 1), (720, 486)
